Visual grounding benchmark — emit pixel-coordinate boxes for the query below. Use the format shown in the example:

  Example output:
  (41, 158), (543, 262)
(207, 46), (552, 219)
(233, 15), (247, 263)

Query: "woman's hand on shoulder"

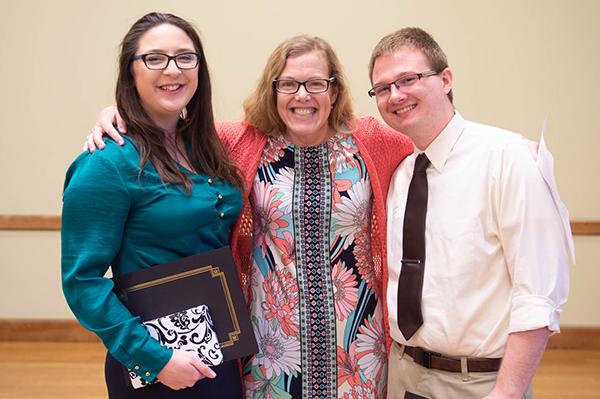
(516, 133), (539, 161)
(84, 105), (127, 153)
(155, 349), (216, 390)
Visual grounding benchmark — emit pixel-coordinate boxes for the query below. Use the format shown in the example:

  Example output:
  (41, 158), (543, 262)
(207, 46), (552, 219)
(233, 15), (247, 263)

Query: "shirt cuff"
(120, 336), (172, 383)
(509, 294), (563, 334)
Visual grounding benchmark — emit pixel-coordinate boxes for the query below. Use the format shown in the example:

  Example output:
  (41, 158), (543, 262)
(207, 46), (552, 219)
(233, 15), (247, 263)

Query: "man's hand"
(155, 349), (216, 390)
(84, 105), (126, 153)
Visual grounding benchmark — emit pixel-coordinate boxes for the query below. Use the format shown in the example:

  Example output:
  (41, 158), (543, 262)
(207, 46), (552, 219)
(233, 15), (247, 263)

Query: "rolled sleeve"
(509, 294), (564, 334)
(498, 141), (570, 335)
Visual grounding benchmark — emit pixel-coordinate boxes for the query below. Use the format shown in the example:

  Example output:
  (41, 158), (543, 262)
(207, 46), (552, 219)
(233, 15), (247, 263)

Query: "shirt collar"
(414, 111), (466, 173)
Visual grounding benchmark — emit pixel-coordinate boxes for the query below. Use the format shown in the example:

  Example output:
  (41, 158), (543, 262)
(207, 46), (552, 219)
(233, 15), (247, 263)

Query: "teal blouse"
(61, 136), (242, 381)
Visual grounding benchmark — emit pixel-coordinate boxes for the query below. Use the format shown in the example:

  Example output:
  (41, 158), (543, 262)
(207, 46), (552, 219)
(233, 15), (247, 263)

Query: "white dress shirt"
(387, 112), (570, 358)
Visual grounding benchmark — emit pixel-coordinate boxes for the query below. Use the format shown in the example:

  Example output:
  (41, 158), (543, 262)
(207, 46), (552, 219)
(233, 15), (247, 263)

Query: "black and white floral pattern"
(129, 305), (223, 389)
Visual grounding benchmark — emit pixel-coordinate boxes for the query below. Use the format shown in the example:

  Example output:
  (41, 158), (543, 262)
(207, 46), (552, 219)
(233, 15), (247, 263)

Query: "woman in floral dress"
(88, 35), (413, 399)
(219, 36), (413, 399)
(244, 132), (389, 398)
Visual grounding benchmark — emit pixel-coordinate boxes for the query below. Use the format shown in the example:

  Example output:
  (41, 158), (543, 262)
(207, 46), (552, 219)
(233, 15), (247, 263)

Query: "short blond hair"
(243, 35), (354, 135)
(368, 27), (453, 104)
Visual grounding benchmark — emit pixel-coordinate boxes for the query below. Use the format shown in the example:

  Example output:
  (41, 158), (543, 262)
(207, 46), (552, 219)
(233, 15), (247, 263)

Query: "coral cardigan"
(216, 116), (413, 351)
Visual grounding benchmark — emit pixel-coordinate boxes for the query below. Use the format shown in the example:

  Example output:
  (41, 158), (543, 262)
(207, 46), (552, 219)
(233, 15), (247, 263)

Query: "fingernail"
(209, 370), (216, 378)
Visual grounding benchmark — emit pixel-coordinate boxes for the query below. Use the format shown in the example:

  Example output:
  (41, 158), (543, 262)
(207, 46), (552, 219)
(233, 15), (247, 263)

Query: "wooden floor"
(0, 342), (599, 398)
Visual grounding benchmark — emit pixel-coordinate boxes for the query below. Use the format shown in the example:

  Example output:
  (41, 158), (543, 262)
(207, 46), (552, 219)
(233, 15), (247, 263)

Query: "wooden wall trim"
(0, 320), (100, 342)
(0, 215), (61, 231)
(571, 220), (600, 236)
(1, 215), (599, 235)
(547, 326), (600, 350)
(0, 319), (598, 349)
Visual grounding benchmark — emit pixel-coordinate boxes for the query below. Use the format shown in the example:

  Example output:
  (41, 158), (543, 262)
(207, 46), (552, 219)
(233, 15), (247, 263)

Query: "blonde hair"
(243, 35), (354, 135)
(368, 27), (453, 104)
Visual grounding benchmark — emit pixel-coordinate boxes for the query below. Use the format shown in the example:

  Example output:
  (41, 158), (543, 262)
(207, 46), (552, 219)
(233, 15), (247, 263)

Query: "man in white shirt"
(368, 28), (570, 399)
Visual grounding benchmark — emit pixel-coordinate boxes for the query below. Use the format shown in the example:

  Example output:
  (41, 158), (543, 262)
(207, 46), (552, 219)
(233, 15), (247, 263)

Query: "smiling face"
(371, 47), (454, 149)
(276, 51), (339, 147)
(132, 24), (198, 128)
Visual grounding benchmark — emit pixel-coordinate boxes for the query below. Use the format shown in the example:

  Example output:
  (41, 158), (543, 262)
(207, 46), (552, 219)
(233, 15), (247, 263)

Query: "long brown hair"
(115, 12), (243, 193)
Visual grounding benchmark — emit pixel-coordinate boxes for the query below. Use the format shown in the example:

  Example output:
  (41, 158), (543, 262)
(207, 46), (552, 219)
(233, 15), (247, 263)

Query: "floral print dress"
(242, 132), (387, 399)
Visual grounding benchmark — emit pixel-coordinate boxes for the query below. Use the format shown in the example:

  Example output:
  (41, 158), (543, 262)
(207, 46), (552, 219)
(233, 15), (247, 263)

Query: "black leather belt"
(404, 346), (502, 373)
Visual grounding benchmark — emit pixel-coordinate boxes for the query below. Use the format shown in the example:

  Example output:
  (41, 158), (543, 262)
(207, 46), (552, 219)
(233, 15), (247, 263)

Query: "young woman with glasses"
(61, 12), (245, 398)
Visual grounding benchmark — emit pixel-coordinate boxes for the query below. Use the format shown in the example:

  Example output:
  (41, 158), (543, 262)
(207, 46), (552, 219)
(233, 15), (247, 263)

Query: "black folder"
(112, 246), (258, 362)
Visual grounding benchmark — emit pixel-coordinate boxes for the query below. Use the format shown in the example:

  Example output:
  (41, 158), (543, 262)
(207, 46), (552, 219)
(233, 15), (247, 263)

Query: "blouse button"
(134, 366), (140, 370)
(218, 195), (223, 200)
(145, 372), (151, 377)
(208, 179), (213, 184)
(220, 213), (225, 218)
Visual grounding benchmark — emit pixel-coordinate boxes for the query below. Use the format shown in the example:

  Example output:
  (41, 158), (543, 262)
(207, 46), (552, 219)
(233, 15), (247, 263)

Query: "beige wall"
(0, 0), (597, 325)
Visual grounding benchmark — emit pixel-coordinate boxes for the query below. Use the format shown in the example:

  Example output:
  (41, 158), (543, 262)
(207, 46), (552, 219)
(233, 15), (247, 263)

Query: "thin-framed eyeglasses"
(133, 52), (200, 70)
(273, 77), (335, 94)
(368, 70), (440, 98)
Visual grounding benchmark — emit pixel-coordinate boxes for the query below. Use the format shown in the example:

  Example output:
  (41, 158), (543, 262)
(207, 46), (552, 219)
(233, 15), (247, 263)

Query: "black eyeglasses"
(368, 70), (440, 98)
(273, 77), (335, 94)
(133, 52), (200, 70)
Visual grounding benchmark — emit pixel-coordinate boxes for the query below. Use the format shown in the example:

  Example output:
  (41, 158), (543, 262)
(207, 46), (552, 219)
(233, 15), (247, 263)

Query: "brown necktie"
(397, 153), (430, 340)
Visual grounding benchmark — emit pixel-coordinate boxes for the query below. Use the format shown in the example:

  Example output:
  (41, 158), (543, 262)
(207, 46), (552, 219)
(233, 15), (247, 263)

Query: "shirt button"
(134, 366), (139, 370)
(218, 195), (223, 200)
(146, 372), (151, 377)
(220, 213), (225, 217)
(208, 179), (213, 184)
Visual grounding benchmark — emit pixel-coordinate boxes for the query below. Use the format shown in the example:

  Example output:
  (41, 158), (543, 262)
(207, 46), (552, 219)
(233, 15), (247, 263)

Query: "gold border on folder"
(117, 265), (241, 347)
